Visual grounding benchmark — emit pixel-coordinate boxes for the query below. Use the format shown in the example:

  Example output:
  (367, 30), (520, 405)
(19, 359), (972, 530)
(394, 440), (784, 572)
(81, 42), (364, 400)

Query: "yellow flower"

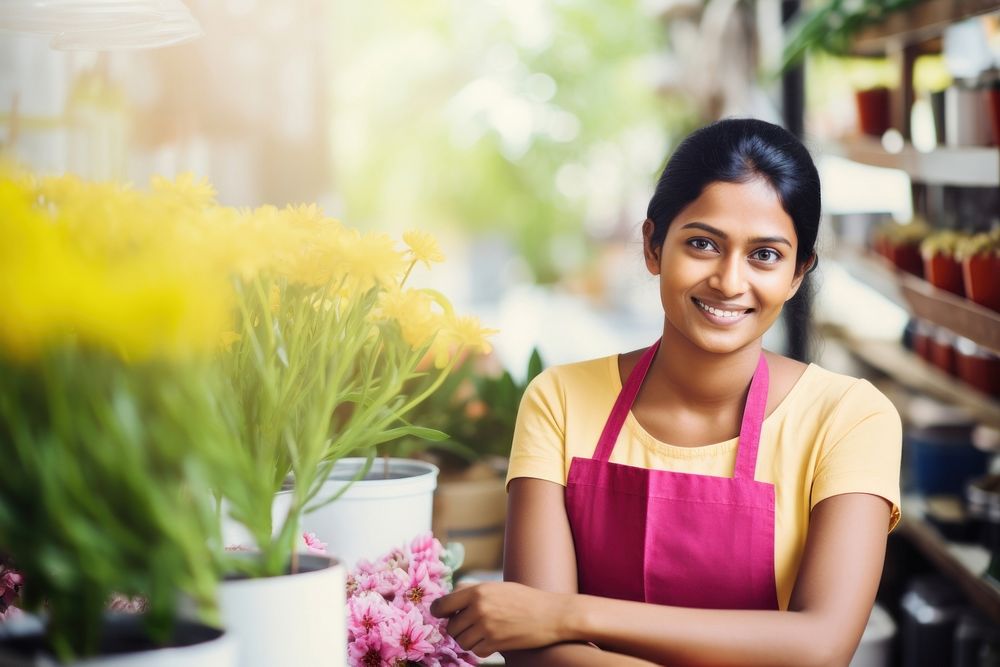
(0, 173), (230, 362)
(341, 230), (408, 291)
(430, 314), (497, 368)
(402, 230), (445, 268)
(375, 288), (442, 348)
(150, 172), (216, 209)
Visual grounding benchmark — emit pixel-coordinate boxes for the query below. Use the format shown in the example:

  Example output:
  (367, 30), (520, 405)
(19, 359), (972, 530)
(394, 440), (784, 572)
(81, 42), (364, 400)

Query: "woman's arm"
(496, 477), (658, 666)
(435, 485), (890, 667)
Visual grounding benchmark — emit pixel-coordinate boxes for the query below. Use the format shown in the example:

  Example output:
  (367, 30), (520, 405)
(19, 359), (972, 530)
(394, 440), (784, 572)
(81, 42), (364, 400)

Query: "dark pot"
(855, 87), (892, 137)
(0, 614), (234, 666)
(888, 241), (925, 277)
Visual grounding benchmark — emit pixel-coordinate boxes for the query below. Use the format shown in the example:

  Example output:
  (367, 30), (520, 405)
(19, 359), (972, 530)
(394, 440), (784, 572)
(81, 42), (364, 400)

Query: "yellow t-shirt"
(506, 354), (902, 611)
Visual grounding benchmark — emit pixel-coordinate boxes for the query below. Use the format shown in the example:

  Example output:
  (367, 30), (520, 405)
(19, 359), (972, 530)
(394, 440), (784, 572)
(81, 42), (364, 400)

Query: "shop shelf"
(824, 331), (1000, 429)
(815, 136), (1000, 188)
(898, 494), (1000, 625)
(849, 0), (1000, 56)
(834, 250), (1000, 355)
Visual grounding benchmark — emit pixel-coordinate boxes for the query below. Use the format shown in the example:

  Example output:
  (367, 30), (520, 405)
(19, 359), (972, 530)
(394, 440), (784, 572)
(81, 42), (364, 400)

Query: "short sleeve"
(811, 379), (903, 532)
(505, 368), (567, 489)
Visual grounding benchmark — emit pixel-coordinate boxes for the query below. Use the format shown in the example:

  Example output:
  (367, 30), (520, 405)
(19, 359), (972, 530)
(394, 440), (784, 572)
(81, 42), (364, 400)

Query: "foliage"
(216, 207), (495, 577)
(782, 0), (924, 72)
(394, 349), (545, 467)
(0, 170), (235, 661)
(326, 1), (679, 283)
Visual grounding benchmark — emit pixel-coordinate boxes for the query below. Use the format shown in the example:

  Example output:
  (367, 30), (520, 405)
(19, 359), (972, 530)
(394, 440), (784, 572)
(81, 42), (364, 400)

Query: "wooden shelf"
(834, 250), (1000, 355)
(850, 0), (1000, 56)
(897, 495), (1000, 625)
(815, 136), (1000, 188)
(825, 332), (1000, 428)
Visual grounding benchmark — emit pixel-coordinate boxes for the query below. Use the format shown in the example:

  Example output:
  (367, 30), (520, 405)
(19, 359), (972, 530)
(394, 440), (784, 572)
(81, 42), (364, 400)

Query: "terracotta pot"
(433, 461), (507, 572)
(956, 338), (1000, 396)
(889, 242), (924, 277)
(924, 253), (966, 296)
(930, 329), (958, 376)
(913, 321), (934, 361)
(962, 253), (1000, 312)
(989, 87), (1000, 147)
(855, 87), (892, 137)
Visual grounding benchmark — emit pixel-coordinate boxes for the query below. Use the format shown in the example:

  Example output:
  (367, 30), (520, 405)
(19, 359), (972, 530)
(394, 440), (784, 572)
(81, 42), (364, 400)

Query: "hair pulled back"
(646, 118), (821, 272)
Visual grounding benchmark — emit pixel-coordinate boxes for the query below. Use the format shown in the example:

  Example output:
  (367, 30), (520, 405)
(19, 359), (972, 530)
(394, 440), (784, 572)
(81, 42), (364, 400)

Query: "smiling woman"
(429, 118), (902, 667)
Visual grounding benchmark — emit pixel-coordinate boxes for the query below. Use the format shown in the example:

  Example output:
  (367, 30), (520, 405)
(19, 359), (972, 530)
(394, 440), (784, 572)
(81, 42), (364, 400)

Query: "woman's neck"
(647, 319), (763, 412)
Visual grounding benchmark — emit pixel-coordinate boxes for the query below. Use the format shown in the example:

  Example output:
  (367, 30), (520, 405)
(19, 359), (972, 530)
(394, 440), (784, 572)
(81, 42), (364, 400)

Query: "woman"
(431, 118), (902, 666)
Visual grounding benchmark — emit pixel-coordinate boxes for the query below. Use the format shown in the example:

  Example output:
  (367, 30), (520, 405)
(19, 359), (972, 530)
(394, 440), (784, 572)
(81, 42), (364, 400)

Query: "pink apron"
(565, 340), (778, 610)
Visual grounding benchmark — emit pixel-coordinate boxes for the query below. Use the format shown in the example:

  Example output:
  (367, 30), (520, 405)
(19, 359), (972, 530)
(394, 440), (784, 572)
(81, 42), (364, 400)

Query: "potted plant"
(921, 230), (971, 296)
(959, 229), (1000, 312)
(207, 203), (493, 663)
(0, 170), (237, 666)
(872, 218), (929, 277)
(394, 349), (546, 572)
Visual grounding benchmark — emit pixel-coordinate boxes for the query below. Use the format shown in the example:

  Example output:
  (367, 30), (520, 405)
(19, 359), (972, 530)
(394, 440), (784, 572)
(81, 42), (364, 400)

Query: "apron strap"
(593, 340), (660, 462)
(733, 353), (769, 480)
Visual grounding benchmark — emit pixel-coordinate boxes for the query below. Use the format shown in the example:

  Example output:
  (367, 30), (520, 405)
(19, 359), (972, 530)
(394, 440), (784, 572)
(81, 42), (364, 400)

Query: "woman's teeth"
(694, 298), (747, 319)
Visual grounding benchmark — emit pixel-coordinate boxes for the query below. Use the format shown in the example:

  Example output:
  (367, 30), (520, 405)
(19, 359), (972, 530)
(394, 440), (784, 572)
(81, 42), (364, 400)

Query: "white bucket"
(218, 554), (346, 667)
(298, 458), (439, 568)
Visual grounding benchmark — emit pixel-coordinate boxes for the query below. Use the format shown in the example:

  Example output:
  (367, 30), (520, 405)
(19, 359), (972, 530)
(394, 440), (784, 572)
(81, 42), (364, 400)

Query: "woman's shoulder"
(777, 356), (899, 421)
(533, 353), (617, 385)
(526, 354), (619, 401)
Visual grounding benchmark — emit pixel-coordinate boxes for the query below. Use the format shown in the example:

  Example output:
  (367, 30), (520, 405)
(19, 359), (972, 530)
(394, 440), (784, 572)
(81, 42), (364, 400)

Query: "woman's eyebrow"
(680, 221), (792, 247)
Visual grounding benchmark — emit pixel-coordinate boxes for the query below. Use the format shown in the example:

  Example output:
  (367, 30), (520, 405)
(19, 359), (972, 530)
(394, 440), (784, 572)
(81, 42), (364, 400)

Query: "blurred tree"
(327, 1), (696, 284)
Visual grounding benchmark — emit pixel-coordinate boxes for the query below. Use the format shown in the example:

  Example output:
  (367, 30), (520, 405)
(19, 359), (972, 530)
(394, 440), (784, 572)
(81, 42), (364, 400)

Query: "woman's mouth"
(692, 297), (753, 325)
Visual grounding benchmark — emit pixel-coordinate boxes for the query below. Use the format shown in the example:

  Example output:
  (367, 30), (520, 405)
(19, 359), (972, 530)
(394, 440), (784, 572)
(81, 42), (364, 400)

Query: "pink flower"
(409, 532), (441, 562)
(386, 606), (438, 662)
(378, 547), (409, 572)
(303, 532), (328, 555)
(399, 561), (444, 607)
(348, 631), (404, 667)
(0, 569), (23, 613)
(348, 592), (392, 639)
(346, 534), (479, 666)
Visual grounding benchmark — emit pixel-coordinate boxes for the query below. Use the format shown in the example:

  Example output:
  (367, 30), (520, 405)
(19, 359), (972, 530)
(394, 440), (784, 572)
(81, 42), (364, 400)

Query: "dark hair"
(646, 118), (820, 273)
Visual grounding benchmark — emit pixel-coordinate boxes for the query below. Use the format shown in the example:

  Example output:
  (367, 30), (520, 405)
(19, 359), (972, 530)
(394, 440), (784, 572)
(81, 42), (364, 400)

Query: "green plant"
(213, 211), (495, 577)
(781, 0), (924, 72)
(0, 171), (237, 661)
(395, 348), (545, 467)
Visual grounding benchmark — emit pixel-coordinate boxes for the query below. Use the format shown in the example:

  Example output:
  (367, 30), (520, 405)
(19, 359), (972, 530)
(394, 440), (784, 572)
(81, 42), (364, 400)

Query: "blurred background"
(2, 2), (1000, 664)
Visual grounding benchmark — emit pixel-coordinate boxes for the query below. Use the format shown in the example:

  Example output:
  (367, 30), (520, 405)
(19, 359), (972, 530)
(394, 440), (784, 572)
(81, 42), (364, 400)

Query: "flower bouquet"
(342, 534), (479, 667)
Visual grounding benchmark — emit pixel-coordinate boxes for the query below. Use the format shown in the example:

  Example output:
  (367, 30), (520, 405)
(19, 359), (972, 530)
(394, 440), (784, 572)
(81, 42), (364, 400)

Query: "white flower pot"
(299, 458), (439, 567)
(218, 553), (345, 667)
(218, 493), (293, 550)
(0, 615), (236, 666)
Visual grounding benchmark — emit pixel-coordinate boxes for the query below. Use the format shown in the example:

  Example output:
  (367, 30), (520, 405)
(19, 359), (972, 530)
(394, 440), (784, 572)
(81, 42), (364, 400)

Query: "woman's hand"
(430, 581), (575, 657)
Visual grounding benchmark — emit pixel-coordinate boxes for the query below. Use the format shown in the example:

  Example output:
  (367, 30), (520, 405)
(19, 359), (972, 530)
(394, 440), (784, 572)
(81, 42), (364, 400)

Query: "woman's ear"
(785, 254), (816, 301)
(642, 219), (661, 276)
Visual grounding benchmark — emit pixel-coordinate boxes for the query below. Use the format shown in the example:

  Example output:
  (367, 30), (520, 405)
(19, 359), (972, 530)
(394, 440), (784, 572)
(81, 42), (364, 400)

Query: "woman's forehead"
(670, 180), (797, 242)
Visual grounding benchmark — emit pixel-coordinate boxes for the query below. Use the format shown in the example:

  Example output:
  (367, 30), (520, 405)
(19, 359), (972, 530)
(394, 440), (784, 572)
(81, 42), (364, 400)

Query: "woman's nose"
(707, 255), (748, 297)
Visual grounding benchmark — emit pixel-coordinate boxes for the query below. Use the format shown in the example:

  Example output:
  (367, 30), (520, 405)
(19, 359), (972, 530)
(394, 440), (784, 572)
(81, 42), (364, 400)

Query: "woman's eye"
(752, 248), (780, 264)
(688, 238), (715, 251)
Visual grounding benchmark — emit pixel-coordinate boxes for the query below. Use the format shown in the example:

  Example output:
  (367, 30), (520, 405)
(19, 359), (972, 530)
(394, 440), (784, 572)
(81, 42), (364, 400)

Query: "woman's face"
(643, 178), (810, 355)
